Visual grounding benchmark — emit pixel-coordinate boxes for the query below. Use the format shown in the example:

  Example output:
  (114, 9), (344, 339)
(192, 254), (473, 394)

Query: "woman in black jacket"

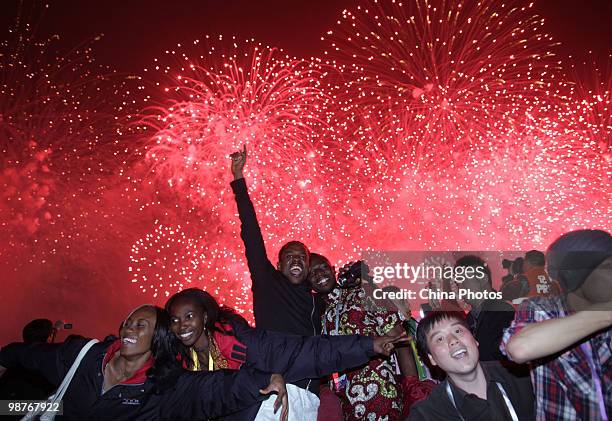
(166, 288), (409, 420)
(0, 305), (287, 421)
(166, 288), (402, 377)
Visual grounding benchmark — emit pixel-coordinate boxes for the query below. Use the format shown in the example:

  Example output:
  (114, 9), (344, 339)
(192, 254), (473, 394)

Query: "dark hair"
(165, 288), (247, 334)
(310, 252), (332, 268)
(454, 255), (492, 287)
(141, 305), (184, 393)
(278, 241), (310, 264)
(416, 311), (469, 360)
(524, 250), (545, 267)
(64, 334), (85, 342)
(22, 319), (53, 343)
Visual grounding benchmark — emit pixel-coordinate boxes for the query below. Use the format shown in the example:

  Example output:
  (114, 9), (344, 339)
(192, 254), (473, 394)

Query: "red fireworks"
(142, 36), (328, 209)
(1, 1), (609, 334)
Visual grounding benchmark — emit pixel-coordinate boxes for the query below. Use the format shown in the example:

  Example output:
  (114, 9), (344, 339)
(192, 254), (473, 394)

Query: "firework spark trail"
(0, 27), (125, 177)
(131, 37), (339, 307)
(564, 54), (612, 154)
(0, 5), (151, 343)
(2, 1), (610, 335)
(129, 223), (206, 298)
(134, 1), (610, 307)
(371, 98), (611, 252)
(303, 0), (610, 257)
(0, 5), (138, 259)
(124, 194), (255, 308)
(323, 0), (561, 169)
(299, 0), (565, 256)
(142, 36), (329, 211)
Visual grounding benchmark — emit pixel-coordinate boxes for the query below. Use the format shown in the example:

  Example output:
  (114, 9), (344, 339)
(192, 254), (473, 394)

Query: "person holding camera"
(502, 229), (612, 420)
(0, 319), (55, 401)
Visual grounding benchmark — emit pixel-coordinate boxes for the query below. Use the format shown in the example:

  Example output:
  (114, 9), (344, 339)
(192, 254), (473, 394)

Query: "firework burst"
(0, 6), (135, 247)
(141, 36), (330, 211)
(0, 4), (143, 292)
(323, 0), (561, 169)
(129, 222), (206, 298)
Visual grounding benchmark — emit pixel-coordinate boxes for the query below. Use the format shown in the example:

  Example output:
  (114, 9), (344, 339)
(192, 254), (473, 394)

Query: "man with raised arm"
(229, 145), (326, 419)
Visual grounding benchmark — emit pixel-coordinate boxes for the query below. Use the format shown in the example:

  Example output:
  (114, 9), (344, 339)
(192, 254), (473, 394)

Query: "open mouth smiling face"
(120, 306), (156, 356)
(279, 243), (310, 285)
(169, 298), (206, 348)
(308, 256), (336, 294)
(426, 318), (479, 376)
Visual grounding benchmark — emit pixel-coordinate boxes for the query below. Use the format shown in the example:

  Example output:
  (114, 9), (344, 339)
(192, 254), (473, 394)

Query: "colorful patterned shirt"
(323, 286), (404, 421)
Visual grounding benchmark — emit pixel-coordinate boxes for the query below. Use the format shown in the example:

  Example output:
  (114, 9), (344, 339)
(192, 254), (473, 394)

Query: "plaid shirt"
(501, 295), (611, 420)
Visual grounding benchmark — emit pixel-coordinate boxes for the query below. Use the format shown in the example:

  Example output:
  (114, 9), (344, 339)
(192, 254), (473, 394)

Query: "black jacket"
(231, 321), (376, 381)
(408, 361), (535, 421)
(231, 178), (325, 395)
(0, 339), (270, 421)
(231, 178), (325, 336)
(223, 322), (378, 420)
(466, 299), (515, 361)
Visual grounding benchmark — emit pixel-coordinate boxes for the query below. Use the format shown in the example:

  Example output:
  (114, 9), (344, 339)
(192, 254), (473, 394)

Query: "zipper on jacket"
(306, 294), (316, 392)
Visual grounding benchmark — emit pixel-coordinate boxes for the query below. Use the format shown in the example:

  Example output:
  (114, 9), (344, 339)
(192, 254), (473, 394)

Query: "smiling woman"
(165, 287), (413, 421)
(0, 305), (288, 421)
(103, 306), (157, 393)
(166, 289), (251, 371)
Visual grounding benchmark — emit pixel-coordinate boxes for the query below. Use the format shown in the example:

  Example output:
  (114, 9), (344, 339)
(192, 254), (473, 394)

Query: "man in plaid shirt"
(501, 229), (612, 420)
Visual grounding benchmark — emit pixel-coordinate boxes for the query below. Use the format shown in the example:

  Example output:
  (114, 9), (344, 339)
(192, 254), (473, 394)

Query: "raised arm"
(503, 306), (612, 363)
(230, 145), (275, 286)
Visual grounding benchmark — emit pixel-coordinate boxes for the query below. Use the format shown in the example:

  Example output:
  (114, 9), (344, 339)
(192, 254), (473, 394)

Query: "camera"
(50, 320), (73, 343)
(337, 260), (370, 289)
(54, 320), (73, 330)
(501, 257), (524, 284)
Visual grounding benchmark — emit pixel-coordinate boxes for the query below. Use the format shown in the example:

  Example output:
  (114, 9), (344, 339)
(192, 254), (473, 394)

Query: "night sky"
(0, 0), (610, 343)
(2, 0), (611, 73)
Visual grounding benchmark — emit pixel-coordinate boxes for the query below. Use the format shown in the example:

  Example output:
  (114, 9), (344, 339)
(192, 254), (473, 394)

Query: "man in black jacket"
(0, 319), (55, 401)
(230, 145), (326, 418)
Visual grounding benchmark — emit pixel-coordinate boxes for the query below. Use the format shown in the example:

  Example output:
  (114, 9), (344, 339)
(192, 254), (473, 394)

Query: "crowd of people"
(0, 146), (610, 421)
